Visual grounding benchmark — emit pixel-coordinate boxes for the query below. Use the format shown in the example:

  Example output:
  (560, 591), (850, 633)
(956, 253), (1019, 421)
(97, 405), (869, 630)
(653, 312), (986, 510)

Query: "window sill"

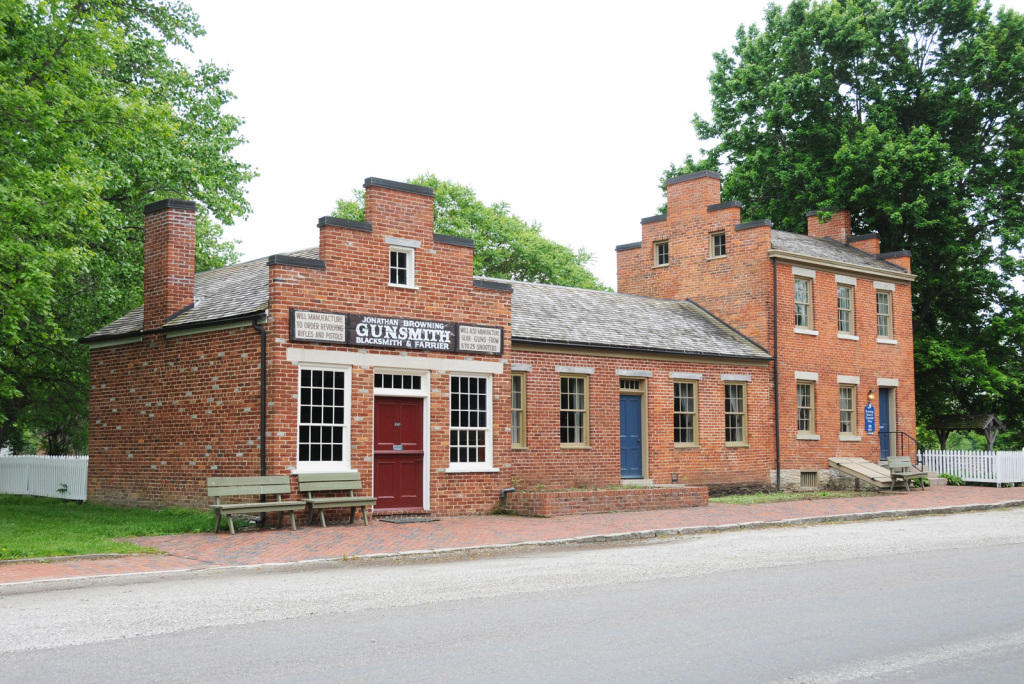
(674, 443), (700, 449)
(725, 443), (749, 448)
(706, 255), (727, 261)
(388, 283), (419, 290)
(796, 434), (821, 441)
(653, 263), (669, 269)
(444, 466), (500, 474)
(290, 465), (356, 474)
(839, 435), (862, 442)
(877, 338), (897, 345)
(794, 328), (819, 336)
(560, 444), (592, 450)
(837, 333), (859, 341)
(511, 446), (529, 451)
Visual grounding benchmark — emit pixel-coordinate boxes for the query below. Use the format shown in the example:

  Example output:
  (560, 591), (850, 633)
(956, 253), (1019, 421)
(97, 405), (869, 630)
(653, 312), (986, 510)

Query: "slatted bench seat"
(887, 455), (929, 491)
(207, 475), (304, 534)
(297, 472), (377, 527)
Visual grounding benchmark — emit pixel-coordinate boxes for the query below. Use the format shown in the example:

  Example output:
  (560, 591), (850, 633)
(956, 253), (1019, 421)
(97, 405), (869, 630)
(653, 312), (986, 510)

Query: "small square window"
(710, 232), (726, 258)
(655, 241), (669, 266)
(390, 247), (414, 287)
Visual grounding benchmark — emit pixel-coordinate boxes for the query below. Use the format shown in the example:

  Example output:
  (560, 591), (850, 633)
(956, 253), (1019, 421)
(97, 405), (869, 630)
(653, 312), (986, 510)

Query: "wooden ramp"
(829, 457), (892, 489)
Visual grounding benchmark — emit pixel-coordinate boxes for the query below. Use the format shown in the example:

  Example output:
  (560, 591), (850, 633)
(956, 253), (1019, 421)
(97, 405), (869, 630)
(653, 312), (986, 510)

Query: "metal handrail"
(878, 430), (924, 465)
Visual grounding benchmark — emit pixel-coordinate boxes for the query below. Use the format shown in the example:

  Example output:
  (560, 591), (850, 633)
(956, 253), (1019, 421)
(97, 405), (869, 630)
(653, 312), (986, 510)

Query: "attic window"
(710, 232), (726, 258)
(390, 247), (414, 287)
(655, 241), (669, 266)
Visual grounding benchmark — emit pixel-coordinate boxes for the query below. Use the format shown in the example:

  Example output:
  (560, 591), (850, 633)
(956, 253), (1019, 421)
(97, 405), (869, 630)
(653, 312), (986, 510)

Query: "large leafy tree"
(668, 0), (1024, 444)
(334, 174), (608, 290)
(0, 1), (252, 452)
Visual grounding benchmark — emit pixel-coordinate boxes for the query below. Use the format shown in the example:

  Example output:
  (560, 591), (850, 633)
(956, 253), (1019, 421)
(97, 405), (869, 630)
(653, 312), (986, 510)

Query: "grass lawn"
(0, 494), (229, 560)
(710, 490), (879, 505)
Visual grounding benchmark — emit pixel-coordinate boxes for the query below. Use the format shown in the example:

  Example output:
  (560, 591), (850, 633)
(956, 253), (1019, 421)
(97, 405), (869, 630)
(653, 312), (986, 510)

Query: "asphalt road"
(2, 509), (1024, 682)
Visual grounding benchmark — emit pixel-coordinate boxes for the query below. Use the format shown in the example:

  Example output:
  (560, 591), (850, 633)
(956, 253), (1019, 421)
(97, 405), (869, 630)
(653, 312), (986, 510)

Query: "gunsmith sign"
(289, 309), (503, 355)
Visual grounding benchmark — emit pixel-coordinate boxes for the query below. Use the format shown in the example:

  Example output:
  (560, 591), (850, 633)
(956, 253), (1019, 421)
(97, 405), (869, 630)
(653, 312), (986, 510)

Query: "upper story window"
(560, 375), (589, 447)
(389, 247), (414, 287)
(877, 290), (892, 338)
(837, 285), (855, 334)
(298, 367), (351, 470)
(655, 240), (669, 266)
(710, 232), (726, 258)
(794, 277), (813, 329)
(511, 373), (526, 448)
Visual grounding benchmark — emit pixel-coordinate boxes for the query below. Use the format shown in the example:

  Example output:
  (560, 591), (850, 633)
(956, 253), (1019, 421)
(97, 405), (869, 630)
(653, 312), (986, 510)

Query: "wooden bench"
(297, 472), (377, 527)
(207, 475), (304, 534)
(887, 455), (929, 491)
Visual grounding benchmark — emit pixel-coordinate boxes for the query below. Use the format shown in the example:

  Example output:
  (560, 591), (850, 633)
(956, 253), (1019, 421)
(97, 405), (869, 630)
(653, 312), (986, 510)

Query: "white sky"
(181, 0), (1024, 288)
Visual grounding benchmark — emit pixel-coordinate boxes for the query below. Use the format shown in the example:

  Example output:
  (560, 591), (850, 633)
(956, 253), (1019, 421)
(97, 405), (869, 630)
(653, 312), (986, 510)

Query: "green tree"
(0, 1), (252, 452)
(667, 0), (1024, 444)
(333, 174), (608, 290)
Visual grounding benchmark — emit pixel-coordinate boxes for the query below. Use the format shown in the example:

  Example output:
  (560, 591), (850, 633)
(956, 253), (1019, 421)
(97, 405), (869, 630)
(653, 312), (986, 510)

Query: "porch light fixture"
(868, 388), (876, 403)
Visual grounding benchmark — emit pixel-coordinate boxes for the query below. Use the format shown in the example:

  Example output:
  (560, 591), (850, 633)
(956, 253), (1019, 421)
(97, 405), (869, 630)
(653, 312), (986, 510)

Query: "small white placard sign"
(292, 310), (347, 343)
(458, 325), (502, 354)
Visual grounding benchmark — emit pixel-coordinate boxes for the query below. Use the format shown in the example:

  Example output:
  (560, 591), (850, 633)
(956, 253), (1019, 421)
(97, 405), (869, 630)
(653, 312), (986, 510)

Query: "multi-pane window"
(794, 278), (813, 328)
(449, 375), (490, 465)
(511, 373), (526, 448)
(655, 241), (669, 266)
(711, 232), (726, 258)
(724, 383), (747, 445)
(374, 373), (422, 390)
(298, 368), (349, 466)
(389, 247), (413, 286)
(837, 285), (854, 333)
(560, 375), (589, 446)
(673, 381), (698, 446)
(797, 382), (815, 434)
(877, 291), (892, 338)
(839, 385), (856, 435)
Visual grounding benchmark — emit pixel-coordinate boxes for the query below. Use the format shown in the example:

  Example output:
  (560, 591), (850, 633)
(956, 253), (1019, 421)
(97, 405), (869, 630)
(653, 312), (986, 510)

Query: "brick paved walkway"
(3, 486), (1023, 586)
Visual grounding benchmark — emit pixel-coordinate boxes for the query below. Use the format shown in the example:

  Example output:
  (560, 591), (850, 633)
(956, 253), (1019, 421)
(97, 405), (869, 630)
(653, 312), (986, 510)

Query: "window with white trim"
(839, 385), (856, 435)
(794, 277), (813, 329)
(298, 367), (350, 468)
(797, 382), (815, 434)
(724, 382), (747, 445)
(837, 285), (854, 333)
(511, 372), (526, 448)
(674, 381), (698, 446)
(449, 375), (492, 467)
(389, 246), (414, 287)
(877, 290), (892, 338)
(560, 375), (589, 446)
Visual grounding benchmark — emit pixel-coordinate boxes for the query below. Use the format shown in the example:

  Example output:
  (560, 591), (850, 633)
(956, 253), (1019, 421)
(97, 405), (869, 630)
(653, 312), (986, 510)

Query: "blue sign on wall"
(864, 403), (876, 434)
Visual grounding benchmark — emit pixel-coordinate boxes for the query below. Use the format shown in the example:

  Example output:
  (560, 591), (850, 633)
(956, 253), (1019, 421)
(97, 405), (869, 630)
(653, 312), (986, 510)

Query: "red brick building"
(616, 171), (916, 489)
(85, 172), (914, 514)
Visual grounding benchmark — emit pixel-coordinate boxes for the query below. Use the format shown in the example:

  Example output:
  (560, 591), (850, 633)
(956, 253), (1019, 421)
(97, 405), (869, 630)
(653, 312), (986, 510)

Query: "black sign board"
(289, 309), (503, 356)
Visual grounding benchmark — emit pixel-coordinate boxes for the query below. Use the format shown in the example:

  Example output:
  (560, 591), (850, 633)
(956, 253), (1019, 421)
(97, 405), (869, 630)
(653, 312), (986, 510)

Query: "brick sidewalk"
(3, 486), (1024, 586)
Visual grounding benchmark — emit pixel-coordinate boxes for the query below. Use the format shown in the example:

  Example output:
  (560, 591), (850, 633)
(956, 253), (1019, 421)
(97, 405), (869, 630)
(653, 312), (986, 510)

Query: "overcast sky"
(180, 0), (1024, 288)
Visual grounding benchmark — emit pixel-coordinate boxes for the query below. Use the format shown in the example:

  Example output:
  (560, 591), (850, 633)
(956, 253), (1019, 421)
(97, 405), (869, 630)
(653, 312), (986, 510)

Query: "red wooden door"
(373, 397), (425, 509)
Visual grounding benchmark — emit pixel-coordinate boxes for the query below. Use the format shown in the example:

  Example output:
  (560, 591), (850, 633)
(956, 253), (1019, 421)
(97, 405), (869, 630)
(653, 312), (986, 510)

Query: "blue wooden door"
(878, 388), (892, 461)
(620, 395), (643, 479)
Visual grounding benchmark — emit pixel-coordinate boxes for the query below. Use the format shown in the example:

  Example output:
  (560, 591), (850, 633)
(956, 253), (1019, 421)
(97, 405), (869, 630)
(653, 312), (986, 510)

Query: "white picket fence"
(919, 450), (1024, 486)
(0, 454), (89, 501)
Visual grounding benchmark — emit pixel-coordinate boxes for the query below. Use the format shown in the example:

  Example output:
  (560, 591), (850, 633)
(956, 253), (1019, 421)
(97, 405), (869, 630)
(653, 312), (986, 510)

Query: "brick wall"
(505, 349), (773, 490)
(503, 485), (708, 517)
(143, 200), (196, 331)
(88, 326), (262, 507)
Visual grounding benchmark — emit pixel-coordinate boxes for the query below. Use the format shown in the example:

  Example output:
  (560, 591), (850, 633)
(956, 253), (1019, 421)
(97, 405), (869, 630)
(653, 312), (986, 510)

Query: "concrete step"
(925, 471), (947, 486)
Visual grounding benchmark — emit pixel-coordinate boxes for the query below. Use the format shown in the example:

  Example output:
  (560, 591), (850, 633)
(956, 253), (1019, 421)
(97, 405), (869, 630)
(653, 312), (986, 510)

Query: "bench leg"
(289, 510), (297, 531)
(276, 511), (284, 529)
(227, 514), (235, 535)
(213, 511), (221, 533)
(319, 509), (326, 528)
(362, 506), (369, 526)
(349, 507), (356, 525)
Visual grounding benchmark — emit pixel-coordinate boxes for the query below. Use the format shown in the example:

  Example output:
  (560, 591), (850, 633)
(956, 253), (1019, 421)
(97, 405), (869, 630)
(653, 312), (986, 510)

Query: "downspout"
(252, 317), (267, 477)
(772, 257), (781, 491)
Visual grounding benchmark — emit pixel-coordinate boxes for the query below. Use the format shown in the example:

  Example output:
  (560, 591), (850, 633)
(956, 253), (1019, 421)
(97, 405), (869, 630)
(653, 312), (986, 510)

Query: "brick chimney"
(847, 232), (881, 255)
(665, 171), (723, 216)
(806, 209), (851, 242)
(143, 199), (196, 331)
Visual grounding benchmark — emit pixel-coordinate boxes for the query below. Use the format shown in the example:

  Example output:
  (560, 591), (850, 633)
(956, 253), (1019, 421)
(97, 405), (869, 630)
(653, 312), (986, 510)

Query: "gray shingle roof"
(480, 278), (770, 360)
(771, 230), (906, 273)
(85, 247), (319, 340)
